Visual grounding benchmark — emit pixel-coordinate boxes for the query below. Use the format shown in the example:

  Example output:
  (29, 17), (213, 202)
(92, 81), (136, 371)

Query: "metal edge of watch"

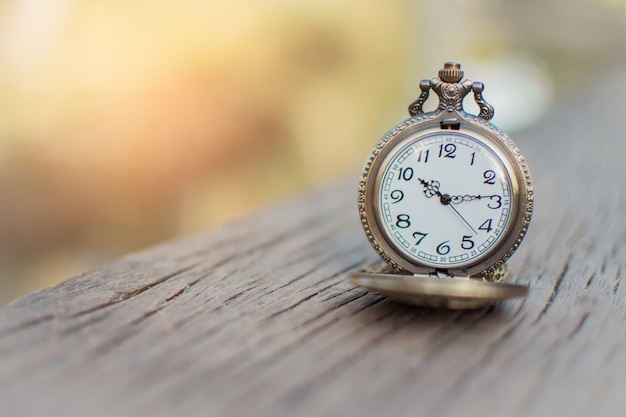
(349, 268), (528, 309)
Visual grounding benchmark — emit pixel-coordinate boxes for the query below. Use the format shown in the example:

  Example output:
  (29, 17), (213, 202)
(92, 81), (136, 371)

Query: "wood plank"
(0, 71), (625, 417)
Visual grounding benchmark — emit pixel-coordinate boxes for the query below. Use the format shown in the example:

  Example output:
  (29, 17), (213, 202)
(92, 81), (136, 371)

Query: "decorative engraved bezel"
(358, 109), (533, 278)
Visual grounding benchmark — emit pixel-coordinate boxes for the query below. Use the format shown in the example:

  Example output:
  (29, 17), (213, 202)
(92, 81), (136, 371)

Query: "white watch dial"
(377, 131), (512, 269)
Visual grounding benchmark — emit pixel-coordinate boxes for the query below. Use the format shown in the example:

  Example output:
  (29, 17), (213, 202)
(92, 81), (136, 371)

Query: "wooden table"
(1, 72), (624, 417)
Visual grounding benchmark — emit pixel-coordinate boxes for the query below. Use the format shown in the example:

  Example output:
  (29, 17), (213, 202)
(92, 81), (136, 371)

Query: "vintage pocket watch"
(351, 62), (533, 309)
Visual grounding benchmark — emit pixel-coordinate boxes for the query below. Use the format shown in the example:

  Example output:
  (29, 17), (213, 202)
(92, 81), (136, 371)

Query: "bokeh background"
(1, 0), (625, 304)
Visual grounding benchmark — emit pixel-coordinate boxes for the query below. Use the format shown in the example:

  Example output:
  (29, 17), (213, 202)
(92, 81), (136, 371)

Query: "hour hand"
(418, 178), (441, 199)
(419, 178), (455, 205)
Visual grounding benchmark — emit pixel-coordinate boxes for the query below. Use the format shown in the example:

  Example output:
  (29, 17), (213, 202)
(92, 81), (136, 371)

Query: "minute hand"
(450, 194), (500, 204)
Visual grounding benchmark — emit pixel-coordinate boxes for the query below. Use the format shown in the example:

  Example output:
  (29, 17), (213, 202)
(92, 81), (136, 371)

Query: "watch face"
(375, 130), (513, 270)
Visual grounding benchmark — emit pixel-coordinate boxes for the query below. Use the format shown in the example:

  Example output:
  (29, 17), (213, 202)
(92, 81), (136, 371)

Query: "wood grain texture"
(1, 72), (625, 417)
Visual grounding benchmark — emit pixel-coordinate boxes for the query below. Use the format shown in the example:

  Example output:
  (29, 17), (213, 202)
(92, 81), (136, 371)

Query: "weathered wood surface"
(1, 72), (625, 417)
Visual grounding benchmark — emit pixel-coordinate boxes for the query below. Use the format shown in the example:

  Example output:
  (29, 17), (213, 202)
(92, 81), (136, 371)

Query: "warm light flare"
(0, 0), (411, 301)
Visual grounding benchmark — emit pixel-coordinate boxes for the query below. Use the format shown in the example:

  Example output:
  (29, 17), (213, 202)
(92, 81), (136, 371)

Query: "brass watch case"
(358, 109), (533, 278)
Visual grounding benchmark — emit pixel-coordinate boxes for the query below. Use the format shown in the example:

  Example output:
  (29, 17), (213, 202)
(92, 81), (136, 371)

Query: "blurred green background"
(1, 0), (625, 304)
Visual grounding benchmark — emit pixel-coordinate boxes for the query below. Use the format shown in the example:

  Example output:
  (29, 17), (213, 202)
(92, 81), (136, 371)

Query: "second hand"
(448, 203), (478, 234)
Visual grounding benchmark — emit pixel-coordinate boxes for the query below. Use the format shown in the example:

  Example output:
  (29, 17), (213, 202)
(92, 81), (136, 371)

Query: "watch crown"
(439, 62), (464, 83)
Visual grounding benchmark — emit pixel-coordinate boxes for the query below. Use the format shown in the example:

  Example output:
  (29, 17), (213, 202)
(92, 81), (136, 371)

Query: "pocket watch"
(351, 62), (533, 309)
